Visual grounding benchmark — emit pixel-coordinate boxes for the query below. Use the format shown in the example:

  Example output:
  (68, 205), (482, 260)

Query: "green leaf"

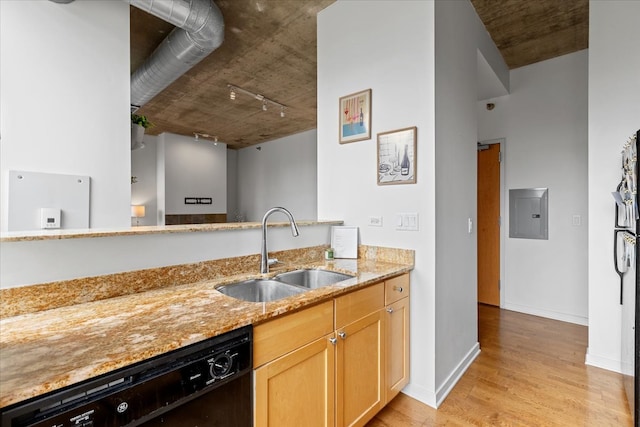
(131, 113), (153, 129)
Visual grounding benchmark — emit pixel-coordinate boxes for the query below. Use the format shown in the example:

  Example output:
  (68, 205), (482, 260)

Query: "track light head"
(227, 83), (287, 117)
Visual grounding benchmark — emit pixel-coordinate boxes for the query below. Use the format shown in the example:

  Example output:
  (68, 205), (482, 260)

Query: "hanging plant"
(131, 114), (153, 129)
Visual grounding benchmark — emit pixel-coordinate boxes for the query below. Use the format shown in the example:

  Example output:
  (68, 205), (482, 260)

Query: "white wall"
(237, 129), (317, 222)
(434, 0), (491, 395)
(587, 1), (640, 372)
(162, 133), (227, 215)
(477, 50), (589, 325)
(0, 0), (131, 231)
(131, 135), (158, 226)
(318, 0), (507, 408)
(0, 224), (333, 288)
(318, 0), (437, 405)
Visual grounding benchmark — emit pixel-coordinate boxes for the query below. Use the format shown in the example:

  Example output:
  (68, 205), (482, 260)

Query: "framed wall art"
(339, 89), (371, 144)
(377, 126), (417, 185)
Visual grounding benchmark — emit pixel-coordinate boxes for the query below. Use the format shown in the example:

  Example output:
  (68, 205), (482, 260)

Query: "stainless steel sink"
(217, 269), (355, 302)
(217, 279), (306, 302)
(274, 269), (354, 289)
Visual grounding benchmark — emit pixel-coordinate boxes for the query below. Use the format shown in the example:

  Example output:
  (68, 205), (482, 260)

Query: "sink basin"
(217, 279), (306, 302)
(275, 269), (354, 289)
(217, 269), (355, 302)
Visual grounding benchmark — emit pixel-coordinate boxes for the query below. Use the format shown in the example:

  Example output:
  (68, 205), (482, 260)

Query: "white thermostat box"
(8, 170), (90, 232)
(40, 208), (61, 229)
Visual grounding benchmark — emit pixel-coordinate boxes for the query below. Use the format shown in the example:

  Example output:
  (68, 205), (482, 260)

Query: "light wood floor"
(367, 304), (633, 426)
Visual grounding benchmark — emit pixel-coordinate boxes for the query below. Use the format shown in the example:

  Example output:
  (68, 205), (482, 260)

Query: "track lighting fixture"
(194, 132), (220, 145)
(227, 84), (287, 117)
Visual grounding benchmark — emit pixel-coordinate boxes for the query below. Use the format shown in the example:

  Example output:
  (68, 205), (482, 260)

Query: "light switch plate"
(396, 212), (418, 231)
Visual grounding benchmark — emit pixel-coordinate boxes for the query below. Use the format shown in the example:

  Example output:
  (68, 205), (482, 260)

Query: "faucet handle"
(267, 258), (282, 266)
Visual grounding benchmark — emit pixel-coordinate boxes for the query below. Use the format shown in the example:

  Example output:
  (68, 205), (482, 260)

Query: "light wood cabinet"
(384, 274), (410, 306)
(254, 300), (335, 427)
(385, 296), (410, 401)
(334, 283), (384, 427)
(384, 274), (410, 403)
(253, 275), (410, 427)
(335, 309), (384, 427)
(255, 333), (335, 427)
(335, 282), (384, 328)
(253, 300), (334, 369)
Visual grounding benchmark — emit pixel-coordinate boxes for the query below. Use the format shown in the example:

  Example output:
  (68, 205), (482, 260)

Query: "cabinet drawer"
(335, 282), (384, 329)
(384, 274), (410, 305)
(253, 300), (334, 368)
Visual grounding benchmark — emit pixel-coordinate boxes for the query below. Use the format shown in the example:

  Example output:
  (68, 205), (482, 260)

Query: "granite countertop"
(0, 248), (413, 408)
(0, 220), (343, 242)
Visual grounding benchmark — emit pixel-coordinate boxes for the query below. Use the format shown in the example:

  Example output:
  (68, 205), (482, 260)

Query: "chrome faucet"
(260, 207), (299, 273)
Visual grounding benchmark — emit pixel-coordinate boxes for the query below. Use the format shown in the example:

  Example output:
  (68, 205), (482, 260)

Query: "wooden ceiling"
(131, 0), (588, 149)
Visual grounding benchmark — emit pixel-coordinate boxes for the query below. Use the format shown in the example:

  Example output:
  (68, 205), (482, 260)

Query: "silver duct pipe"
(125, 0), (224, 110)
(48, 0), (224, 110)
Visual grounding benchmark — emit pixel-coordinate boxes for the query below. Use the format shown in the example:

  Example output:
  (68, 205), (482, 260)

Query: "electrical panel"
(509, 188), (548, 240)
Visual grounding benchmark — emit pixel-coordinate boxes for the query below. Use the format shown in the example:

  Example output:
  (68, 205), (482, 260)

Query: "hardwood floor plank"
(367, 304), (633, 426)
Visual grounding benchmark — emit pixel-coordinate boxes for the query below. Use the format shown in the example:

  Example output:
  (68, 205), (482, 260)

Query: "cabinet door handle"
(338, 331), (347, 339)
(386, 307), (394, 313)
(394, 286), (403, 293)
(329, 337), (337, 345)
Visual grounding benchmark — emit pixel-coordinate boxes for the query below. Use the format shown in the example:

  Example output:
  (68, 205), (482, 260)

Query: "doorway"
(477, 140), (503, 306)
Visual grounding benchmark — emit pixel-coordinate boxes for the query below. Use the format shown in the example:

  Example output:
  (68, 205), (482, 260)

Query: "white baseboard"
(503, 302), (588, 326)
(401, 383), (437, 409)
(435, 342), (480, 407)
(585, 348), (622, 373)
(402, 342), (481, 409)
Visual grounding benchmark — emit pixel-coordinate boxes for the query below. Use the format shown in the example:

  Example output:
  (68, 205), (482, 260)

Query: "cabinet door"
(385, 296), (410, 403)
(255, 333), (335, 427)
(336, 310), (384, 427)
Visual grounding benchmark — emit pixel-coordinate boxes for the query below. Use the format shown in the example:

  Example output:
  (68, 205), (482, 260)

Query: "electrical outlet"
(369, 216), (383, 227)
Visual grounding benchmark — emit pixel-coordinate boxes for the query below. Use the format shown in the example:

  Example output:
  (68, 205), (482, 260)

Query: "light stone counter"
(0, 220), (343, 242)
(0, 245), (414, 408)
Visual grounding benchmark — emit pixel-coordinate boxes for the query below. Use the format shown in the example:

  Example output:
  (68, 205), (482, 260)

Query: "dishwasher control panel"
(1, 326), (252, 427)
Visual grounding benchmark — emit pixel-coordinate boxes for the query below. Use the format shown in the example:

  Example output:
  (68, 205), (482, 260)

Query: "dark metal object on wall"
(184, 197), (212, 205)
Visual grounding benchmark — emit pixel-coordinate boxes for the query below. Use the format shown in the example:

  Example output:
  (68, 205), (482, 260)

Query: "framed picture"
(377, 126), (417, 185)
(339, 89), (371, 144)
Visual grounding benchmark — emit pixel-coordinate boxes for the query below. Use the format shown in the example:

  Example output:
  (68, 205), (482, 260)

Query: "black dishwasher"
(1, 325), (252, 427)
